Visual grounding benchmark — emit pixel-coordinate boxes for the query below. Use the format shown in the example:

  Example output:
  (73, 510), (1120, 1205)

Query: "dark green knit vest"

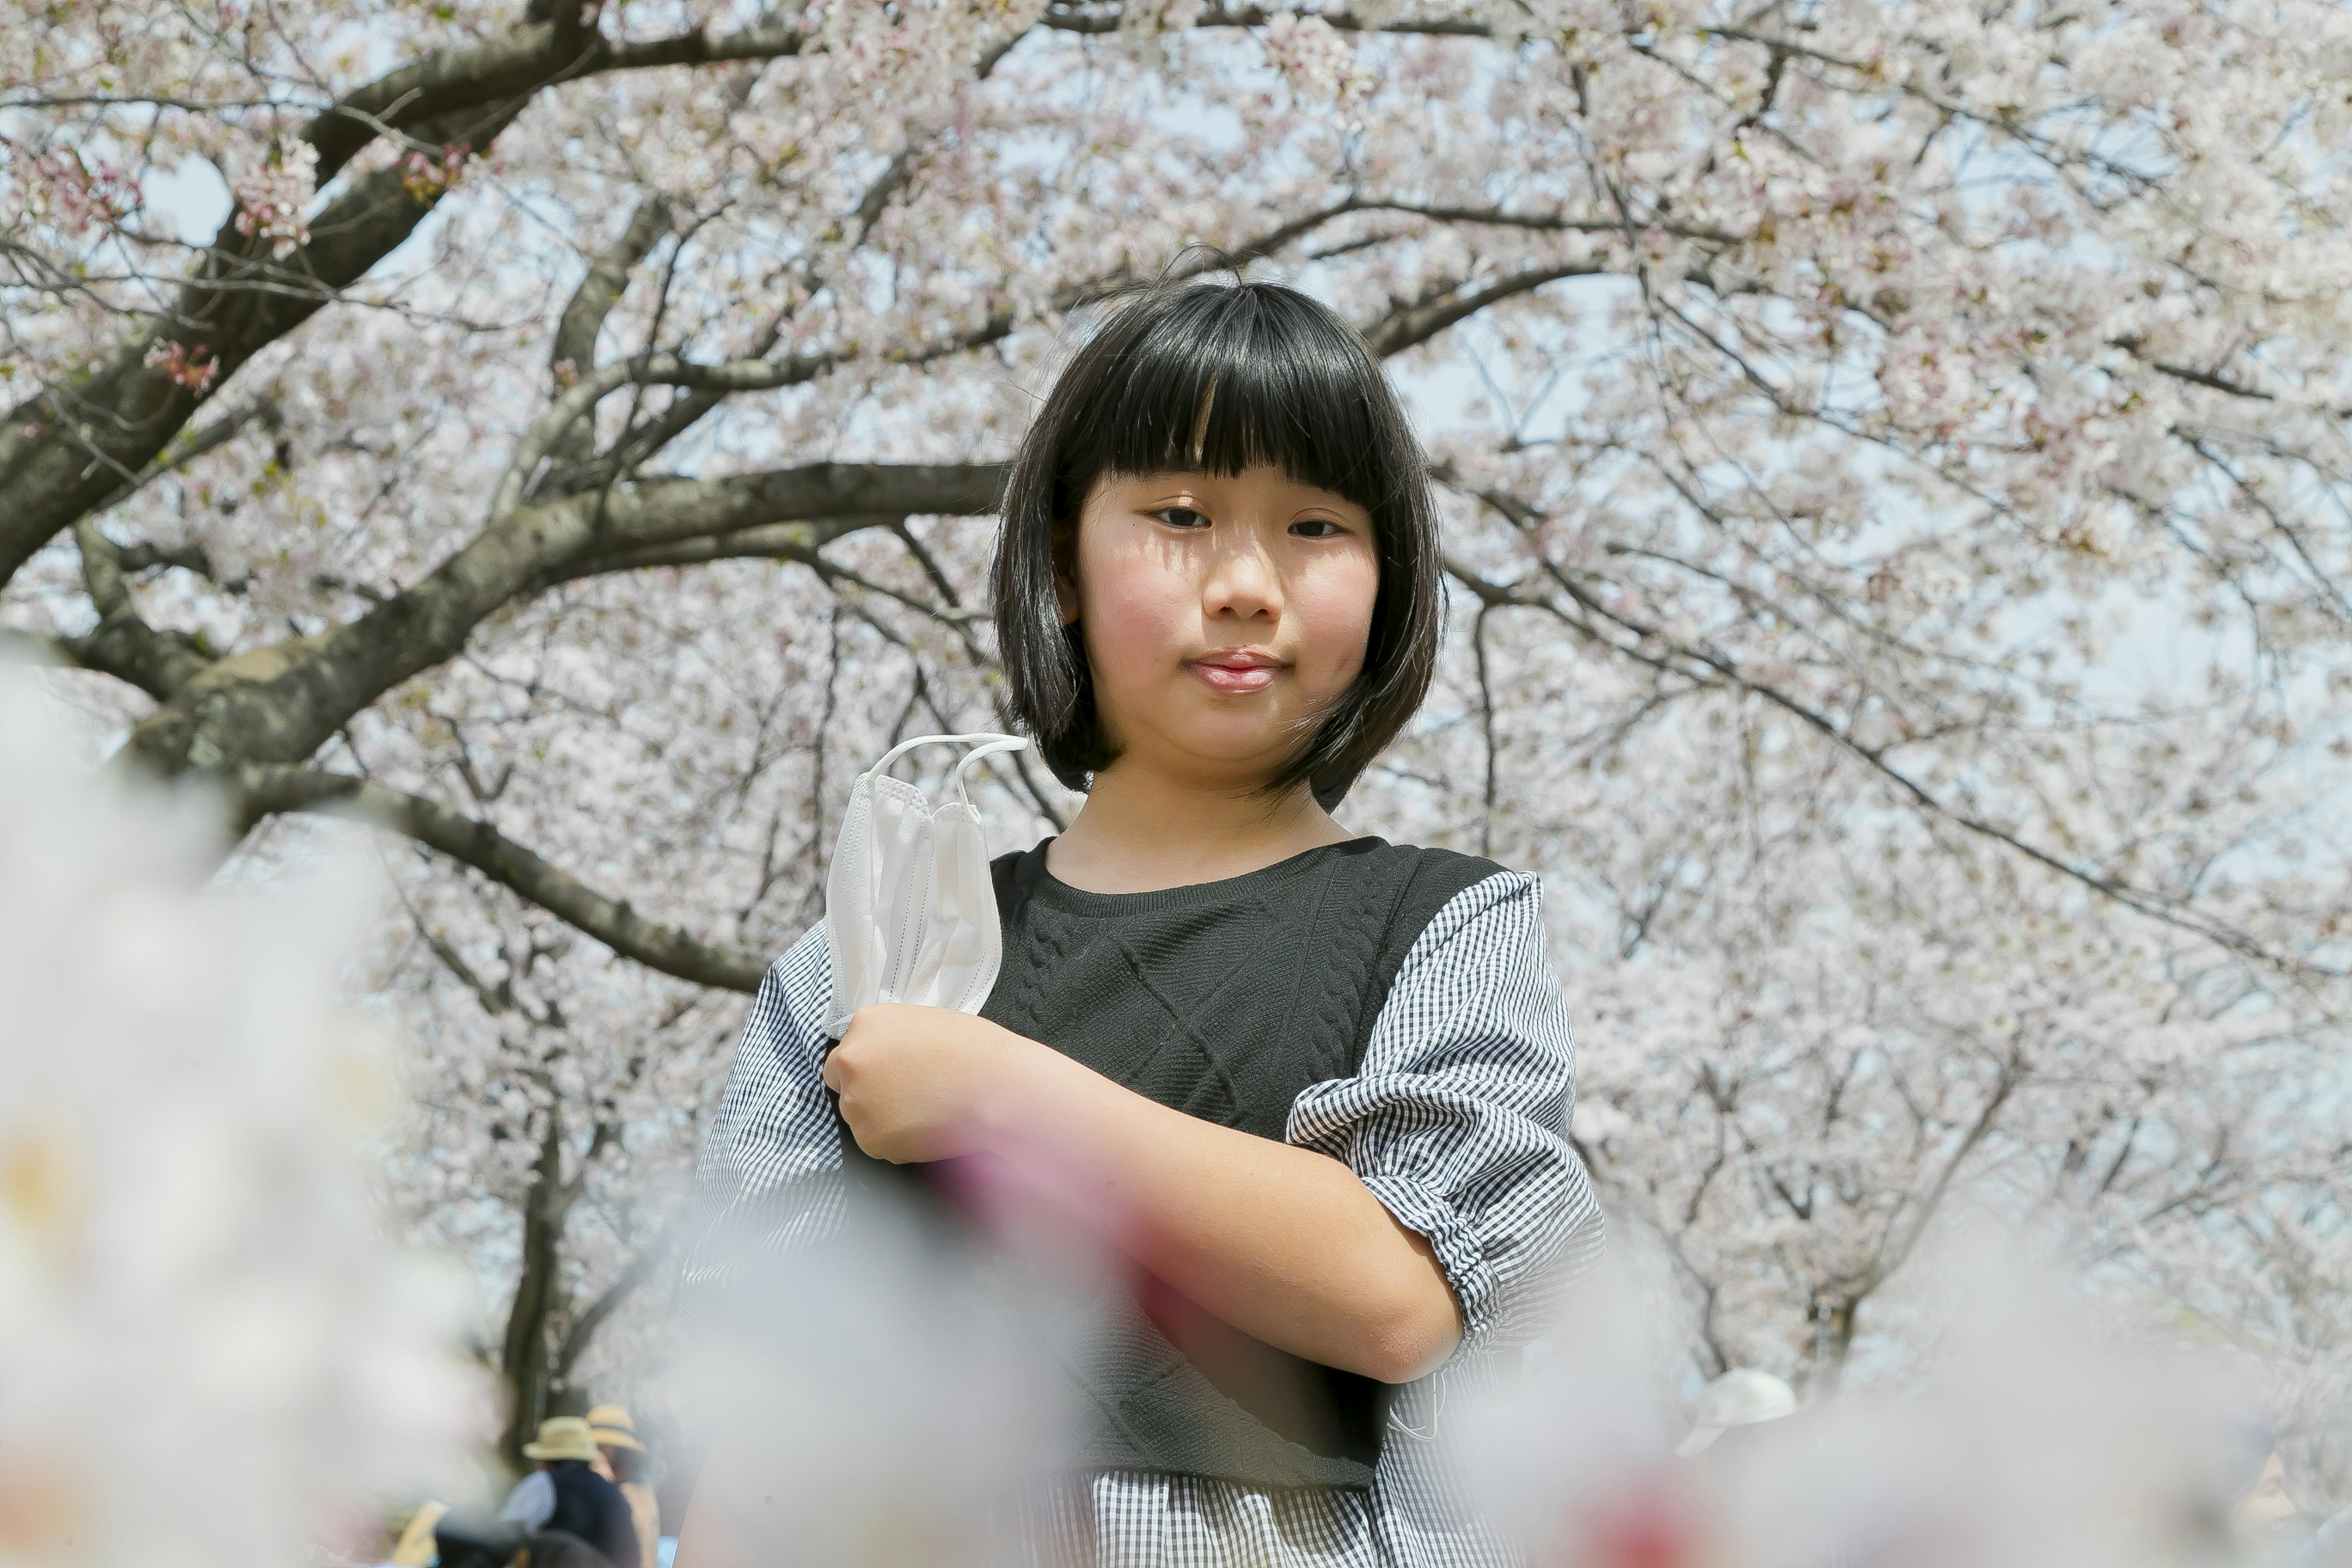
(840, 835), (1500, 1491)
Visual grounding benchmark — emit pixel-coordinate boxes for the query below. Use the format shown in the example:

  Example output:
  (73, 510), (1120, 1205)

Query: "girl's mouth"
(1189, 652), (1283, 695)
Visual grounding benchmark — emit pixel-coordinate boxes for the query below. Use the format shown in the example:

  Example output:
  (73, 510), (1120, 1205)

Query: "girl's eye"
(1291, 518), (1348, 538)
(1152, 507), (1210, 529)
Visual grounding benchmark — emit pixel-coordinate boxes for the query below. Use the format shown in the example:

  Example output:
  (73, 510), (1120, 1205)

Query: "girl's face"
(1060, 464), (1380, 790)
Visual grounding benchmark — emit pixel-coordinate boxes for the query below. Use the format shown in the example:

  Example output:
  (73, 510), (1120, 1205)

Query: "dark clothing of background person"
(544, 1461), (639, 1568)
(528, 1532), (620, 1568)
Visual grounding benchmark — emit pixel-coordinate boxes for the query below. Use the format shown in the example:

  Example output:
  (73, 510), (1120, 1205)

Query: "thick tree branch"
(1, 96), (534, 584)
(239, 764), (767, 992)
(547, 198), (677, 475)
(309, 22), (805, 186)
(0, 20), (809, 590)
(119, 463), (1008, 780)
(494, 353), (848, 526)
(70, 519), (218, 699)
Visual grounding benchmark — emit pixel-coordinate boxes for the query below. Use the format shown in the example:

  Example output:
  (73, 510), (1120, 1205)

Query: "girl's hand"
(823, 1003), (1036, 1163)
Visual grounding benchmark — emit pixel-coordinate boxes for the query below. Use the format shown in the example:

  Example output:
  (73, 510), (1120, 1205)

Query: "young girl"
(680, 281), (1604, 1567)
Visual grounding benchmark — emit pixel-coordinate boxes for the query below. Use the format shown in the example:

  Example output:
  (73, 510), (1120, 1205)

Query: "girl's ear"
(1052, 516), (1080, 625)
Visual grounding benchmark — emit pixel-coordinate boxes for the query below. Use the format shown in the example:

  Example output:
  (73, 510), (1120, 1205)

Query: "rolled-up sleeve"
(1285, 871), (1604, 1348)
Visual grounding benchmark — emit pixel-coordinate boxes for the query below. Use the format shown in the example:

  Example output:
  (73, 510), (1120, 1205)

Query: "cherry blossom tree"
(5, 0), (2348, 1481)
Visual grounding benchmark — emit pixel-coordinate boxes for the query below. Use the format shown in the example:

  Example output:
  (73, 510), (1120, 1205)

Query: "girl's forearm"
(981, 1039), (1462, 1383)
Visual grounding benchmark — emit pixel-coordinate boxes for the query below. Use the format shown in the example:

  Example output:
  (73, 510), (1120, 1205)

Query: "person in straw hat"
(495, 1416), (638, 1568)
(587, 1404), (660, 1568)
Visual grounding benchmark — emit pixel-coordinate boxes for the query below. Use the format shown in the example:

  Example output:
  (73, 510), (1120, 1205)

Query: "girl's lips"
(1189, 660), (1281, 695)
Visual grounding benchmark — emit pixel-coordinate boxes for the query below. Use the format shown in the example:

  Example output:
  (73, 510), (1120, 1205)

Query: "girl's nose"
(1201, 535), (1283, 621)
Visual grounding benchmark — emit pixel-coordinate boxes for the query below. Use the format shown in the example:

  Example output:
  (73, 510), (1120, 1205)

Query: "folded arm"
(966, 1030), (1465, 1384)
(826, 872), (1595, 1385)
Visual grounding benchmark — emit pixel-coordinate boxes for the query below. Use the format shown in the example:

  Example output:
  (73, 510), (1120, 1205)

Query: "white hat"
(1675, 1368), (1798, 1456)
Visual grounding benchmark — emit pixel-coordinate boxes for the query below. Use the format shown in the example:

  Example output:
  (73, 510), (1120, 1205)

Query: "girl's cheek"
(1294, 560), (1380, 696)
(1081, 538), (1192, 683)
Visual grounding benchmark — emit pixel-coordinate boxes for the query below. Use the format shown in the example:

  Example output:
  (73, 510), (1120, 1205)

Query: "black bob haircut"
(991, 279), (1444, 810)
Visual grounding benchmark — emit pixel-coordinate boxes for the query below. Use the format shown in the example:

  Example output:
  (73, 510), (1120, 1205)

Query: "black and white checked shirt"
(688, 867), (1604, 1568)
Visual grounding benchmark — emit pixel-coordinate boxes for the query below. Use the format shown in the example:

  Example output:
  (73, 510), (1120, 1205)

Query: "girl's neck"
(1044, 761), (1355, 895)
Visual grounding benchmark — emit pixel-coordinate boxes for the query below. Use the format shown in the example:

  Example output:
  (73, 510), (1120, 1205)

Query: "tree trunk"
(1806, 1292), (1860, 1393)
(499, 1107), (571, 1465)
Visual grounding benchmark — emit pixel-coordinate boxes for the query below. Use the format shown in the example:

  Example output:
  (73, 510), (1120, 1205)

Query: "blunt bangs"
(992, 279), (1444, 810)
(1055, 285), (1404, 522)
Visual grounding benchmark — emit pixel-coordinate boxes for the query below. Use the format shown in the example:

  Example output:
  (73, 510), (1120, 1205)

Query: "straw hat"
(585, 1403), (647, 1453)
(1675, 1368), (1798, 1456)
(520, 1415), (602, 1463)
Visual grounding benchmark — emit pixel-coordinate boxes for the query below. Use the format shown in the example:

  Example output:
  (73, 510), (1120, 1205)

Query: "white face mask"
(823, 732), (1028, 1039)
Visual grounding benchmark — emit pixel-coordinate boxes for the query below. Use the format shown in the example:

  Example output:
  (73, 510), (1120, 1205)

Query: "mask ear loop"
(864, 731), (1025, 783)
(949, 737), (1028, 813)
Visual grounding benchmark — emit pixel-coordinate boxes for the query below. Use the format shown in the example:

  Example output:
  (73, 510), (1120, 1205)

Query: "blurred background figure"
(524, 1532), (622, 1568)
(2232, 1433), (2323, 1564)
(1676, 1369), (1800, 1458)
(497, 1418), (638, 1568)
(385, 1502), (447, 1568)
(587, 1404), (660, 1568)
(433, 1510), (524, 1568)
(432, 1505), (615, 1568)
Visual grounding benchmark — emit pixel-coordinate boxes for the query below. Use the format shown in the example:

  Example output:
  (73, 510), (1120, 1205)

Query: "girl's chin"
(1103, 688), (1343, 769)
(1162, 720), (1317, 772)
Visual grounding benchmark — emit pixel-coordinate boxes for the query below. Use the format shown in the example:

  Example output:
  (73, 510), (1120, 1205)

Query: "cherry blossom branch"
(545, 196), (1377, 507)
(0, 20), (810, 592)
(1362, 262), (1610, 356)
(86, 396), (285, 517)
(118, 463), (1007, 782)
(1437, 503), (2326, 977)
(1038, 4), (1490, 37)
(552, 518), (989, 628)
(1356, 200), (1744, 249)
(69, 519), (218, 700)
(1854, 1052), (2024, 1296)
(1, 95), (532, 584)
(236, 764), (768, 992)
(305, 20), (807, 186)
(491, 319), (1011, 529)
(552, 1224), (677, 1378)
(545, 198), (676, 475)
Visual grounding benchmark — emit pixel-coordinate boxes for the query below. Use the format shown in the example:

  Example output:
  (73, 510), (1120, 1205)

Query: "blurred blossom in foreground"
(0, 669), (486, 1564)
(1459, 1231), (2267, 1568)
(678, 1175), (1083, 1568)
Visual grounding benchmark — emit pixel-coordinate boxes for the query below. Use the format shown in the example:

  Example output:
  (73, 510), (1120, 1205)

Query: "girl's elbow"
(1353, 1289), (1463, 1384)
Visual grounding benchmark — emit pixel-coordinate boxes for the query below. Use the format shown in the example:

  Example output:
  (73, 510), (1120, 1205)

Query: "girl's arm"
(828, 872), (1602, 1388)
(826, 1005), (1464, 1384)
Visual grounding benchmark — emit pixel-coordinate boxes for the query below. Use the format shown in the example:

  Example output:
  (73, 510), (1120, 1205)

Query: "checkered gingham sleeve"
(1291, 868), (1605, 1351)
(678, 923), (842, 1311)
(684, 872), (1604, 1568)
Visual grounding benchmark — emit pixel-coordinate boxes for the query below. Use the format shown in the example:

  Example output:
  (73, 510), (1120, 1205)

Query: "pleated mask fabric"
(823, 732), (1027, 1039)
